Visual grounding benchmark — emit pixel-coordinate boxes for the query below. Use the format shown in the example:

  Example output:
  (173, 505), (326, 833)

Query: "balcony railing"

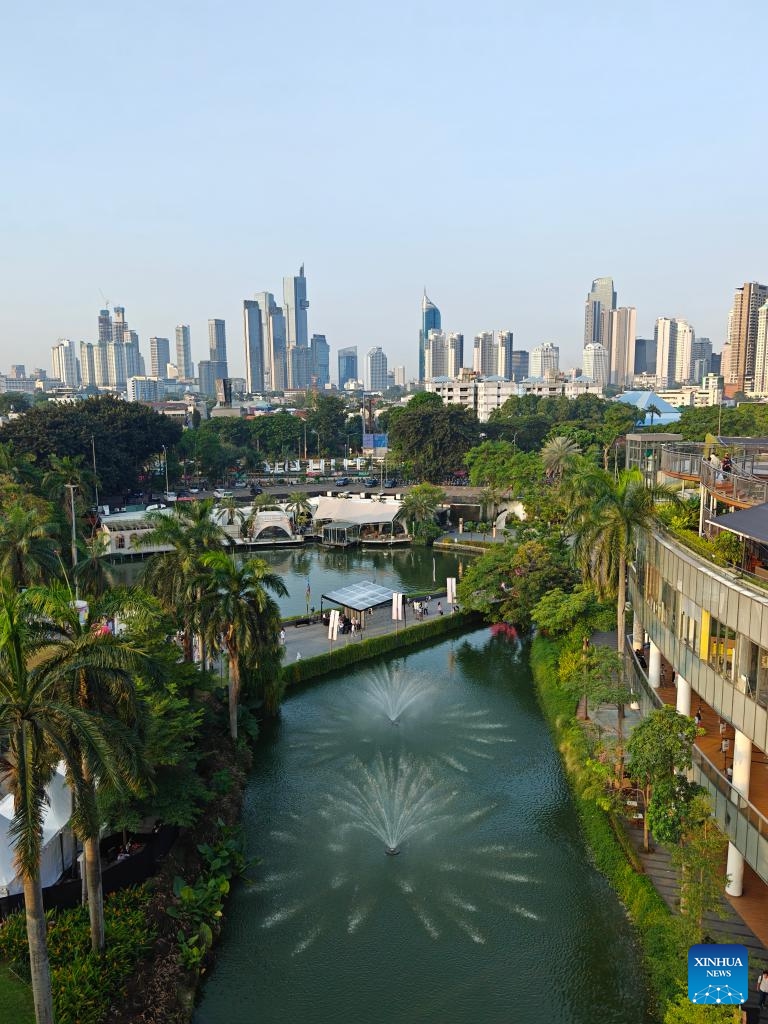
(699, 458), (768, 507)
(660, 442), (768, 507)
(660, 442), (704, 481)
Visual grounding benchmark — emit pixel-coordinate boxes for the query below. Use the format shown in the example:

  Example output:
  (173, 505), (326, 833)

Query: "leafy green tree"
(388, 393), (480, 482)
(0, 583), (129, 1024)
(305, 393), (348, 456)
(531, 584), (613, 641)
(286, 492), (313, 528)
(671, 793), (729, 943)
(558, 645), (628, 756)
(0, 392), (31, 415)
(626, 706), (698, 851)
(458, 537), (574, 630)
(0, 395), (183, 495)
(663, 990), (735, 1024)
(198, 551), (287, 737)
(140, 501), (228, 661)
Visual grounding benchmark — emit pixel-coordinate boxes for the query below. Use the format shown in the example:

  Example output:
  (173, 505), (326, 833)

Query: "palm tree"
(217, 494), (242, 529)
(26, 582), (156, 953)
(0, 583), (128, 1023)
(0, 440), (38, 487)
(647, 403), (662, 427)
(0, 503), (59, 588)
(140, 500), (227, 661)
(566, 467), (678, 663)
(286, 492), (313, 530)
(73, 532), (116, 600)
(42, 454), (94, 518)
(197, 551), (287, 738)
(395, 484), (445, 539)
(541, 436), (581, 483)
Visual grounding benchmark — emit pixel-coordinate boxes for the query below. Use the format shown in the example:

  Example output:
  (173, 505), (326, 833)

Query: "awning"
(707, 503), (768, 544)
(311, 496), (401, 525)
(321, 580), (394, 612)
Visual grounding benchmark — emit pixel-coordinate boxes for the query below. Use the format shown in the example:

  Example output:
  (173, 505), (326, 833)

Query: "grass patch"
(282, 612), (482, 686)
(0, 962), (34, 1024)
(530, 637), (688, 1020)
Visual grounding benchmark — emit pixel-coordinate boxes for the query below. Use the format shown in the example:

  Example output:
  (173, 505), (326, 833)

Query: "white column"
(676, 674), (691, 716)
(649, 641), (661, 688)
(725, 729), (752, 897)
(632, 611), (644, 651)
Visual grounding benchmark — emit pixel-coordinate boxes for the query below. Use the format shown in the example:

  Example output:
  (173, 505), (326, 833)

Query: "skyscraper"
(51, 339), (79, 386)
(726, 282), (768, 392)
(509, 351), (529, 380)
(654, 317), (695, 388)
(124, 332), (143, 378)
(496, 331), (514, 379)
(197, 361), (217, 397)
(530, 342), (560, 377)
(243, 300), (264, 394)
(753, 306), (768, 394)
(310, 334), (330, 387)
(290, 346), (312, 390)
(149, 337), (171, 378)
(419, 291), (441, 381)
(584, 277), (617, 346)
(283, 265), (309, 349)
(80, 342), (96, 387)
(208, 319), (228, 371)
(365, 347), (388, 391)
(175, 325), (193, 379)
(582, 343), (609, 389)
(634, 338), (657, 376)
(338, 346), (358, 389)
(253, 292), (287, 392)
(691, 338), (713, 384)
(95, 308), (112, 386)
(604, 307), (637, 386)
(473, 332), (497, 376)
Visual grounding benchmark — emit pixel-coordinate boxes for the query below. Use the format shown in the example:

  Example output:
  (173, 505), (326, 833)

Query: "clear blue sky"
(1, 0), (765, 379)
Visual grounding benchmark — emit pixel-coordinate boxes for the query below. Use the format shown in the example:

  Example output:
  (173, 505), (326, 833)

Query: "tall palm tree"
(395, 485), (445, 539)
(42, 454), (94, 519)
(541, 436), (581, 483)
(0, 440), (38, 487)
(566, 467), (678, 662)
(139, 500), (227, 661)
(647, 403), (662, 427)
(0, 503), (60, 588)
(26, 582), (156, 953)
(73, 532), (116, 600)
(0, 583), (127, 1024)
(197, 551), (287, 738)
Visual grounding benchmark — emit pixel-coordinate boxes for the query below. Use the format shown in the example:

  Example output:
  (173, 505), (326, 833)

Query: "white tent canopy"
(0, 762), (74, 896)
(311, 496), (402, 526)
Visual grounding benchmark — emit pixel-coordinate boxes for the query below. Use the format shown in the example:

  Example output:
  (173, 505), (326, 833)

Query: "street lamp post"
(91, 435), (99, 511)
(65, 483), (78, 570)
(162, 445), (170, 496)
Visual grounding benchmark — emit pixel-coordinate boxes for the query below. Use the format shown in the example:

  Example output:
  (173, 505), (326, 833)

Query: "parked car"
(335, 477), (349, 487)
(164, 491), (177, 502)
(213, 489), (234, 499)
(249, 484), (263, 496)
(362, 477), (378, 487)
(383, 478), (398, 488)
(145, 502), (168, 512)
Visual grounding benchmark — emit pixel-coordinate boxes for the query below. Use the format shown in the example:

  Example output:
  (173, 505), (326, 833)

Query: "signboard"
(363, 433), (388, 450)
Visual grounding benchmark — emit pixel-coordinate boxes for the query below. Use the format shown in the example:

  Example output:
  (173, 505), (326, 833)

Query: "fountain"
(363, 665), (437, 723)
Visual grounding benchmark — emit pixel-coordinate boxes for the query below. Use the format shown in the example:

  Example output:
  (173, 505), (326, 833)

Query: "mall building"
(628, 438), (768, 904)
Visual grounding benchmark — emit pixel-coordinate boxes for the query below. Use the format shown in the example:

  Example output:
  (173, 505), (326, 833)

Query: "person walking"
(756, 967), (768, 1008)
(437, 601), (443, 616)
(279, 628), (286, 646)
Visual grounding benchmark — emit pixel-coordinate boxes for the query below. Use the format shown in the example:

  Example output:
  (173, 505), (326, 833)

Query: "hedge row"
(530, 637), (688, 1019)
(281, 612), (482, 686)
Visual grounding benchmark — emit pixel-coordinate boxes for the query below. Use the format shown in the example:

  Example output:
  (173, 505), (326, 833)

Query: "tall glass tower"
(419, 290), (441, 381)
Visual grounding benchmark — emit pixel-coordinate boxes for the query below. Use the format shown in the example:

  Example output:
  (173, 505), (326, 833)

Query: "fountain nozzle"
(385, 846), (401, 856)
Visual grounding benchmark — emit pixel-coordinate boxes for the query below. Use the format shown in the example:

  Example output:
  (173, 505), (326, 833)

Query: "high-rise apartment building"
(95, 308), (112, 386)
(425, 330), (463, 379)
(149, 337), (171, 378)
(9, 365), (26, 379)
(584, 277), (617, 346)
(582, 343), (609, 389)
(393, 365), (406, 387)
(290, 346), (313, 390)
(79, 343), (96, 387)
(603, 306), (636, 386)
(365, 347), (388, 391)
(338, 346), (358, 389)
(243, 300), (264, 394)
(175, 325), (193, 379)
(197, 361), (217, 398)
(691, 338), (713, 385)
(124, 332), (143, 378)
(634, 338), (657, 376)
(496, 331), (514, 379)
(419, 291), (441, 381)
(51, 339), (79, 387)
(726, 282), (768, 392)
(753, 305), (768, 395)
(106, 341), (127, 389)
(310, 334), (330, 387)
(472, 332), (496, 376)
(530, 342), (560, 378)
(654, 317), (695, 388)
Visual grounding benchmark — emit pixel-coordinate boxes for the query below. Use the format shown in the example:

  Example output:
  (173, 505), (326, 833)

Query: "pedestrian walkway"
(281, 592), (449, 662)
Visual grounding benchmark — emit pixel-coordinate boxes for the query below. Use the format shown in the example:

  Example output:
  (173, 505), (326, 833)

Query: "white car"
(145, 502), (168, 512)
(213, 489), (234, 499)
(164, 491), (177, 502)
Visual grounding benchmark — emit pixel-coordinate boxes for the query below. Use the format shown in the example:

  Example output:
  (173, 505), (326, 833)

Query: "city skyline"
(2, 3), (766, 379)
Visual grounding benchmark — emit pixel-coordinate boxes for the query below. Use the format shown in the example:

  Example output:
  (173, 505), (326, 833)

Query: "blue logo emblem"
(688, 943), (747, 1004)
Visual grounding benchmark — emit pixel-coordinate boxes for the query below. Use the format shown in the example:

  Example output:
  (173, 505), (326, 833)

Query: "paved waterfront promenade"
(280, 592), (450, 662)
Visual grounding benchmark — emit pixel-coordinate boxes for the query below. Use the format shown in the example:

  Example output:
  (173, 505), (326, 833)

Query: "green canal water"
(194, 629), (651, 1024)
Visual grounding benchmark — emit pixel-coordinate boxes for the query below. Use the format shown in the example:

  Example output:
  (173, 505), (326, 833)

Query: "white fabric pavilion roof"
(311, 496), (401, 526)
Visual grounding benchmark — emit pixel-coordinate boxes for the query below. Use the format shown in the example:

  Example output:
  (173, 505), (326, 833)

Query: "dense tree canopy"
(0, 395), (182, 496)
(387, 393), (480, 482)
